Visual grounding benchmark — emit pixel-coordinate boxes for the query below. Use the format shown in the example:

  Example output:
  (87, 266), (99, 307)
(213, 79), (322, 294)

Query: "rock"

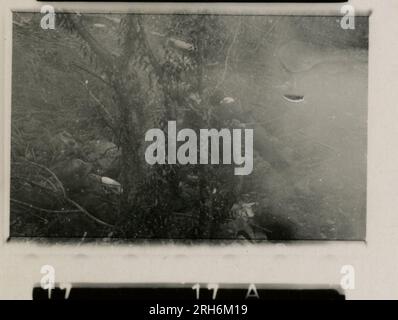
(83, 140), (121, 178)
(218, 202), (268, 240)
(72, 173), (121, 224)
(220, 97), (235, 105)
(50, 131), (79, 160)
(225, 216), (255, 239)
(80, 174), (121, 195)
(212, 96), (246, 125)
(168, 38), (194, 51)
(51, 158), (93, 193)
(231, 202), (257, 219)
(101, 176), (122, 194)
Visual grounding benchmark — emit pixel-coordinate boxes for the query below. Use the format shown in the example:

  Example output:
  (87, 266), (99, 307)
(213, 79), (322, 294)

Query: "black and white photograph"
(9, 12), (368, 241)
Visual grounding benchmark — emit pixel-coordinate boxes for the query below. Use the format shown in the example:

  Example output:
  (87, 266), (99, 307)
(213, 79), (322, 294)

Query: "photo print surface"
(10, 13), (368, 241)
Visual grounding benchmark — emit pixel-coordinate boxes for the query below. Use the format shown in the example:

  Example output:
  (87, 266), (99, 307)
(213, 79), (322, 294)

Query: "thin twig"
(251, 17), (280, 52)
(71, 62), (111, 87)
(136, 17), (163, 78)
(16, 160), (67, 197)
(171, 212), (197, 219)
(11, 198), (80, 214)
(80, 80), (116, 130)
(297, 130), (339, 154)
(215, 18), (242, 91)
(67, 13), (114, 67)
(65, 198), (114, 228)
(14, 160), (115, 228)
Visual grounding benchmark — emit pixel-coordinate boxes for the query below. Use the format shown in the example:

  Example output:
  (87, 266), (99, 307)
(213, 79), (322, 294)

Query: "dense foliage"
(10, 13), (368, 241)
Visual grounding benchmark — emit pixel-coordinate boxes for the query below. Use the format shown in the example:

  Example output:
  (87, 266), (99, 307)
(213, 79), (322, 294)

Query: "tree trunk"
(115, 83), (144, 218)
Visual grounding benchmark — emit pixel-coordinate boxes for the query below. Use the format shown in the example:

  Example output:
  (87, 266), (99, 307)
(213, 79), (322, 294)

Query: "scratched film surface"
(10, 13), (368, 240)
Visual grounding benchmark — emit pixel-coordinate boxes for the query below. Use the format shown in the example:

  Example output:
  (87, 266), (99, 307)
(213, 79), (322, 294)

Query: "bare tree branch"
(14, 159), (115, 228)
(79, 80), (116, 130)
(11, 198), (80, 214)
(17, 159), (67, 197)
(72, 62), (112, 87)
(65, 198), (115, 228)
(215, 18), (242, 90)
(136, 17), (163, 78)
(66, 14), (114, 68)
(120, 16), (163, 78)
